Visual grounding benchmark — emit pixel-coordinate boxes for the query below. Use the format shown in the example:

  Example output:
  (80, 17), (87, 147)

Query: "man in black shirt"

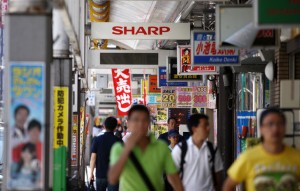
(158, 117), (184, 144)
(90, 116), (122, 191)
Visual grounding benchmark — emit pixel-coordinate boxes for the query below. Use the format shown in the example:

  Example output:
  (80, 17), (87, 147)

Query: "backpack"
(179, 140), (217, 188)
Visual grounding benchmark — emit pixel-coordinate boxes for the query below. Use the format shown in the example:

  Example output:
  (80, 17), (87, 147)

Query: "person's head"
(117, 125), (123, 132)
(21, 143), (36, 163)
(259, 108), (286, 145)
(127, 105), (150, 135)
(27, 119), (41, 143)
(167, 117), (177, 131)
(168, 129), (180, 146)
(104, 117), (118, 132)
(184, 48), (190, 55)
(14, 105), (30, 127)
(187, 114), (210, 140)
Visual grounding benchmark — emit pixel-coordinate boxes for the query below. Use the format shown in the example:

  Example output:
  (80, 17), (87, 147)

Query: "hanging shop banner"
(112, 69), (132, 116)
(91, 22), (190, 40)
(53, 87), (69, 148)
(157, 105), (168, 123)
(8, 63), (45, 190)
(192, 86), (208, 108)
(158, 67), (188, 87)
(192, 31), (239, 66)
(177, 87), (193, 108)
(254, 0), (300, 27)
(216, 5), (280, 48)
(71, 115), (78, 167)
(167, 57), (203, 82)
(161, 86), (177, 108)
(177, 45), (218, 74)
(149, 75), (161, 93)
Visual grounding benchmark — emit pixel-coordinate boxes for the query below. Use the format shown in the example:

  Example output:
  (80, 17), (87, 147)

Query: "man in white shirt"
(172, 113), (223, 191)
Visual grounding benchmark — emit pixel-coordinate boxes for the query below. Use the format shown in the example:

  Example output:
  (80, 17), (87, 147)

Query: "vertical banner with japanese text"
(161, 86), (176, 108)
(53, 87), (69, 191)
(192, 86), (208, 108)
(112, 69), (132, 116)
(53, 87), (68, 148)
(71, 115), (78, 166)
(177, 87), (193, 108)
(8, 63), (45, 190)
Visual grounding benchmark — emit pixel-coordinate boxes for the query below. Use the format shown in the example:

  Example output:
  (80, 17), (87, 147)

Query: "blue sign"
(158, 67), (188, 87)
(192, 31), (240, 66)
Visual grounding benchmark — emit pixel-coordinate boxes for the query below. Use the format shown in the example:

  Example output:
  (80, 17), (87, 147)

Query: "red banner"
(112, 69), (132, 116)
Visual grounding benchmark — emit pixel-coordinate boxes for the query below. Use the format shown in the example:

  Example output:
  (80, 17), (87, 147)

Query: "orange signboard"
(149, 75), (161, 93)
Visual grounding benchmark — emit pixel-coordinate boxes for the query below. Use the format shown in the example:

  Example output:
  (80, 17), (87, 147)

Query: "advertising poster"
(53, 87), (69, 191)
(158, 67), (188, 87)
(161, 86), (176, 108)
(147, 94), (161, 105)
(152, 123), (168, 137)
(168, 108), (191, 125)
(8, 63), (45, 189)
(192, 31), (239, 66)
(177, 87), (193, 108)
(71, 115), (78, 166)
(167, 57), (203, 81)
(177, 45), (217, 74)
(207, 94), (217, 109)
(192, 86), (208, 108)
(148, 75), (161, 93)
(112, 69), (132, 116)
(148, 104), (158, 125)
(157, 105), (168, 123)
(236, 111), (257, 156)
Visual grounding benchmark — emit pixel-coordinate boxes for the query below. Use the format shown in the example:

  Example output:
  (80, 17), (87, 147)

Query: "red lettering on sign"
(111, 26), (171, 35)
(148, 26), (159, 35)
(160, 27), (170, 35)
(112, 26), (123, 35)
(136, 27), (147, 35)
(124, 27), (135, 35)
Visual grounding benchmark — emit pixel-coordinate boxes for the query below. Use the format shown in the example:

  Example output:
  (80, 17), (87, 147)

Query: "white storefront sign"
(91, 22), (190, 40)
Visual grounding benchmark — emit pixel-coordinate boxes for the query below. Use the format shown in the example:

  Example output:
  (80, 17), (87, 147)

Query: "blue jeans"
(96, 178), (119, 191)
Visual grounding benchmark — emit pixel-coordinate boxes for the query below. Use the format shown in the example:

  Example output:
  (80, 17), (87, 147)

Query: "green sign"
(255, 0), (300, 27)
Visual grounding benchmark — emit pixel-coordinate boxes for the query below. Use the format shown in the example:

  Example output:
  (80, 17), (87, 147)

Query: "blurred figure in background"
(90, 117), (122, 191)
(223, 108), (300, 191)
(158, 117), (184, 145)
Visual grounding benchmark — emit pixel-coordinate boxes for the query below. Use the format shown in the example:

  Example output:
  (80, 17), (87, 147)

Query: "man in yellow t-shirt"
(223, 108), (300, 191)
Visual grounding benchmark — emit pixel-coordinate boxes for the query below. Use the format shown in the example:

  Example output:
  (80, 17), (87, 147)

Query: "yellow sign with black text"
(53, 87), (69, 149)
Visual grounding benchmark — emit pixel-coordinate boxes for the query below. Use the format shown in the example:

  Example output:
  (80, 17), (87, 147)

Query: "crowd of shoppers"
(89, 106), (300, 191)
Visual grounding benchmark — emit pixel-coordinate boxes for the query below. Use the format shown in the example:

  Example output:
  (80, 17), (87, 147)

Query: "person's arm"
(167, 173), (184, 191)
(215, 171), (223, 191)
(89, 153), (96, 181)
(222, 177), (238, 191)
(108, 131), (144, 185)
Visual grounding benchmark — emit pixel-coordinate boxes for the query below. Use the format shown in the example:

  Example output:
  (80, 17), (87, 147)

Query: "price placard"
(177, 87), (193, 108)
(192, 86), (208, 108)
(161, 87), (177, 108)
